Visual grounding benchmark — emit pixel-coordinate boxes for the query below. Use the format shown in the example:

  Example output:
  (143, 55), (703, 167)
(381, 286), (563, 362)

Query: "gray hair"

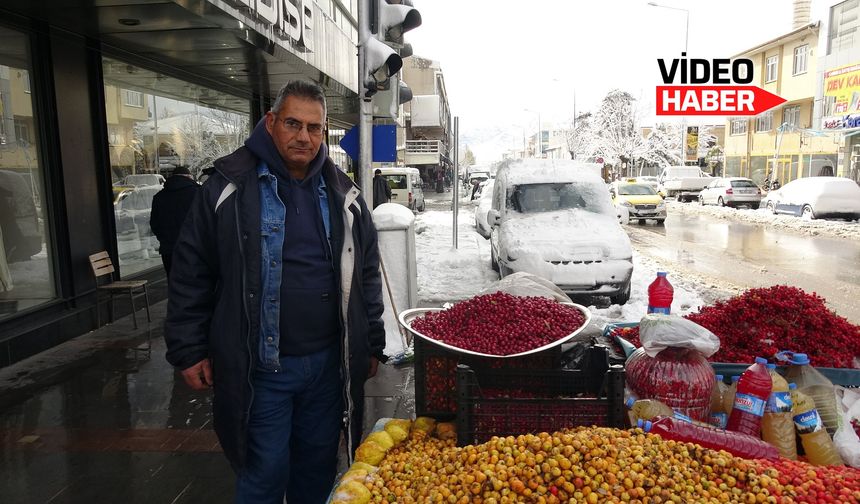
(271, 80), (327, 116)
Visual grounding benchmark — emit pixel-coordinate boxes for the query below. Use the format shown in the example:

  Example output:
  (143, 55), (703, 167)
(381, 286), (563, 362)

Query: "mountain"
(458, 124), (526, 164)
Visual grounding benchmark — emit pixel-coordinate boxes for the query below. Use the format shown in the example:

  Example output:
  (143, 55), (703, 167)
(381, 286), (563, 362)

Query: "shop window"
(0, 27), (55, 320)
(102, 58), (250, 277)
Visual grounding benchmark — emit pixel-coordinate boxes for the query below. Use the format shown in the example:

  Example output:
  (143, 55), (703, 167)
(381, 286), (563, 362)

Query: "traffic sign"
(339, 124), (397, 162)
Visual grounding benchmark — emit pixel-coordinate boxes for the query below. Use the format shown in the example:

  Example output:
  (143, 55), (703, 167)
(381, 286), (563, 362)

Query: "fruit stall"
(327, 285), (860, 503)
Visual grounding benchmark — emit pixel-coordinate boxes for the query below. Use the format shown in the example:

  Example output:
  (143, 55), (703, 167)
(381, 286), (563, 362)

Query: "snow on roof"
(498, 159), (604, 186)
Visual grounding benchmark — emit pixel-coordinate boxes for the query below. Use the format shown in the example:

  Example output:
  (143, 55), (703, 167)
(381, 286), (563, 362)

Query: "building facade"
(724, 22), (840, 187)
(0, 0), (360, 368)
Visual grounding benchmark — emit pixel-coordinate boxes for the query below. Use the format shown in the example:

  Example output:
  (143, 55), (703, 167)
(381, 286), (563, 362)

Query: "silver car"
(698, 177), (762, 208)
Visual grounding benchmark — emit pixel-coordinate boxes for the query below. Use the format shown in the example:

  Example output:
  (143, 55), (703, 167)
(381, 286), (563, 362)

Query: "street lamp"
(648, 1), (689, 165)
(524, 108), (541, 158)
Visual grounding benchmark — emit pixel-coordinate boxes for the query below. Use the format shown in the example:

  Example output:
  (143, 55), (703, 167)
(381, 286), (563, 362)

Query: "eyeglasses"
(281, 118), (324, 137)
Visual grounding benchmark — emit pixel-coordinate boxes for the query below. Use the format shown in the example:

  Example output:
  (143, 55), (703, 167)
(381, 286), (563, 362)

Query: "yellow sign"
(824, 63), (860, 115)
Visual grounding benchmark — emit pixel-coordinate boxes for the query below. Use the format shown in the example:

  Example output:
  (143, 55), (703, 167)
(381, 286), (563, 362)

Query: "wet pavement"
(0, 299), (414, 503)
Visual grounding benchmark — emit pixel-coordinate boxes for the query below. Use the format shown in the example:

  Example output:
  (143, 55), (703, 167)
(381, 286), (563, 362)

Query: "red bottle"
(726, 357), (772, 437)
(647, 272), (673, 314)
(640, 417), (778, 460)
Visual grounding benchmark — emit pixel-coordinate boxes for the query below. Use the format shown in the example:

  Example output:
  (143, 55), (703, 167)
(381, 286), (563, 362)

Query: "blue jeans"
(235, 344), (343, 504)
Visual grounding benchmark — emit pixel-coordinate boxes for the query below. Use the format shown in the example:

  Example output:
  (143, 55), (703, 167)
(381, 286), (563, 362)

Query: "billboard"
(822, 62), (860, 129)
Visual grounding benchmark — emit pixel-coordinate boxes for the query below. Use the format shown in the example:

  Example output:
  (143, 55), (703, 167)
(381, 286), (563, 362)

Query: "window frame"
(783, 105), (801, 127)
(793, 45), (809, 75)
(122, 89), (143, 108)
(755, 111), (774, 132)
(730, 119), (748, 136)
(765, 55), (779, 83)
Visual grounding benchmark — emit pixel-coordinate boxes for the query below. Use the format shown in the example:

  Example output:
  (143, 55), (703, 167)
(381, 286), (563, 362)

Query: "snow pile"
(668, 201), (860, 241)
(372, 203), (415, 230)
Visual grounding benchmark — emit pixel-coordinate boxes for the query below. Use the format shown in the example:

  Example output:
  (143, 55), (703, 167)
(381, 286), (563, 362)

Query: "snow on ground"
(668, 200), (860, 241)
(413, 196), (736, 325)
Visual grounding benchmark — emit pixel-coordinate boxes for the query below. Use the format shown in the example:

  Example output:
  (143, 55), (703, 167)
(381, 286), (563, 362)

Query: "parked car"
(114, 186), (160, 236)
(114, 173), (165, 188)
(488, 159), (633, 304)
(698, 177), (762, 208)
(657, 166), (712, 202)
(762, 176), (860, 220)
(474, 179), (495, 239)
(609, 180), (666, 224)
(379, 167), (425, 212)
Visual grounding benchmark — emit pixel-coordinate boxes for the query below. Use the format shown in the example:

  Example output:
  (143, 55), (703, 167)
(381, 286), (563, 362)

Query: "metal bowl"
(397, 301), (592, 358)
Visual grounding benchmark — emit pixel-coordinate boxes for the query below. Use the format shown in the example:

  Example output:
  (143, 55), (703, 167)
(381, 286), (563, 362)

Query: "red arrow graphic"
(656, 86), (787, 116)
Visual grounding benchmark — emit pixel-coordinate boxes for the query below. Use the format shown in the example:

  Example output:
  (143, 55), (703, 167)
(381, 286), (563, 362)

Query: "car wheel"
(750, 203), (760, 210)
(655, 219), (665, 226)
(676, 193), (683, 202)
(490, 248), (499, 272)
(718, 197), (725, 207)
(767, 201), (776, 214)
(609, 280), (631, 306)
(802, 204), (815, 219)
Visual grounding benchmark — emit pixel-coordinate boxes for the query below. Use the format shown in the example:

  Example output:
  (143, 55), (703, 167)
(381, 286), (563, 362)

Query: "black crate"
(455, 346), (626, 446)
(413, 336), (562, 420)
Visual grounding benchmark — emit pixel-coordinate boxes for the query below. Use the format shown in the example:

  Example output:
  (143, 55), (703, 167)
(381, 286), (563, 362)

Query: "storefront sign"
(822, 62), (860, 129)
(223, 0), (314, 53)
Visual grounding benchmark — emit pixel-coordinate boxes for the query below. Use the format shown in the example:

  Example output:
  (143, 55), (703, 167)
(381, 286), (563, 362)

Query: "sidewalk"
(0, 299), (414, 503)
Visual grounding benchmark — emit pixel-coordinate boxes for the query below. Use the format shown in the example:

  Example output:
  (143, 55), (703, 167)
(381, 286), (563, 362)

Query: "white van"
(379, 167), (426, 212)
(488, 159), (633, 304)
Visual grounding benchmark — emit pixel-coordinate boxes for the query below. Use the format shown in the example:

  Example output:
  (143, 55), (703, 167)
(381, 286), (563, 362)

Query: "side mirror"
(617, 205), (630, 225)
(488, 209), (501, 227)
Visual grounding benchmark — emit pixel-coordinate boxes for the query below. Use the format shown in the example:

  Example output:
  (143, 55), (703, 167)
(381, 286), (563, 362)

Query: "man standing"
(372, 168), (391, 209)
(164, 81), (386, 503)
(149, 165), (201, 277)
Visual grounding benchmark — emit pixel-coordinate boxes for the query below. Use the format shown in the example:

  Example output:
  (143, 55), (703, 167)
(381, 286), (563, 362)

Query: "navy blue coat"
(164, 145), (386, 470)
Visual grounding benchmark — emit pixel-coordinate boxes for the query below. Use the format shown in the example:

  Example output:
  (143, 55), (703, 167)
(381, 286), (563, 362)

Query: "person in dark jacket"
(149, 166), (201, 276)
(163, 80), (386, 504)
(372, 169), (391, 209)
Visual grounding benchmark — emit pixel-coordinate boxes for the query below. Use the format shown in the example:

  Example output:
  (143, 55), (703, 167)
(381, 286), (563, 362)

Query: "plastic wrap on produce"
(640, 313), (720, 358)
(478, 271), (571, 302)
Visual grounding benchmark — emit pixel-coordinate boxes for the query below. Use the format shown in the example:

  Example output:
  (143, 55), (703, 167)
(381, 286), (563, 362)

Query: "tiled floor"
(0, 300), (414, 503)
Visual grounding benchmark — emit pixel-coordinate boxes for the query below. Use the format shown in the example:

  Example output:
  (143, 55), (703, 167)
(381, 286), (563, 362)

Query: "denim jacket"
(256, 162), (332, 371)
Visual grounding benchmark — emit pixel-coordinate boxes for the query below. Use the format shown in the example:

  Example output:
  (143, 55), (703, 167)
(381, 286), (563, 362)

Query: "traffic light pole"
(452, 116), (459, 249)
(358, 0), (374, 200)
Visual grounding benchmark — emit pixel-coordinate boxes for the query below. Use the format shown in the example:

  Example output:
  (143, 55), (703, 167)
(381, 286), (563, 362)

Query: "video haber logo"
(656, 54), (786, 116)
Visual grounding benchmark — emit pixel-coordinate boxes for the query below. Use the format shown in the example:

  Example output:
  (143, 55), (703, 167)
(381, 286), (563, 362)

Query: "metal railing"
(405, 139), (443, 154)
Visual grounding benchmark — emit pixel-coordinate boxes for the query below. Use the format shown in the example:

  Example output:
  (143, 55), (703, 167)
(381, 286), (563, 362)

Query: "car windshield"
(731, 179), (757, 188)
(618, 184), (657, 196)
(384, 175), (407, 189)
(510, 182), (614, 216)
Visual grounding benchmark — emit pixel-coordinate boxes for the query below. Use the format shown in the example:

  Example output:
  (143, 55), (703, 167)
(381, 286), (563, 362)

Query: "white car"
(698, 177), (762, 208)
(762, 176), (860, 220)
(474, 179), (495, 238)
(635, 176), (659, 190)
(488, 159), (633, 304)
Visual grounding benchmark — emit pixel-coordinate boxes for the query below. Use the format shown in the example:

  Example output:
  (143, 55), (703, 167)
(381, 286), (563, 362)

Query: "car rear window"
(731, 180), (757, 188)
(384, 175), (407, 189)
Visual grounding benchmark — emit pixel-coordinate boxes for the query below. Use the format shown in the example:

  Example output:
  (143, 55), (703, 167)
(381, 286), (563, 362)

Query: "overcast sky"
(407, 0), (797, 158)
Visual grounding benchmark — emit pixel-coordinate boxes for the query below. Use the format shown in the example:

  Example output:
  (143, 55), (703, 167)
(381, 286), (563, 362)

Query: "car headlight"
(621, 200), (634, 207)
(657, 201), (666, 208)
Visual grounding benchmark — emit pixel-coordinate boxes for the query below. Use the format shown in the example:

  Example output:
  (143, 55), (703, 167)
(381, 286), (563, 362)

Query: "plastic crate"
(455, 346), (626, 446)
(414, 337), (562, 420)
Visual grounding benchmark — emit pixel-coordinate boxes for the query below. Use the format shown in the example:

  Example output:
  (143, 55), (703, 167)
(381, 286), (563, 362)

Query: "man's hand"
(180, 359), (213, 390)
(367, 357), (379, 379)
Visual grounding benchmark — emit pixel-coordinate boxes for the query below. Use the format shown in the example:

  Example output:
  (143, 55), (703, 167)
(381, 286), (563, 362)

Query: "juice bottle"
(790, 383), (844, 466)
(710, 375), (729, 429)
(640, 417), (778, 460)
(723, 376), (740, 415)
(627, 398), (713, 427)
(647, 272), (673, 314)
(782, 352), (839, 433)
(761, 364), (797, 459)
(727, 357), (772, 437)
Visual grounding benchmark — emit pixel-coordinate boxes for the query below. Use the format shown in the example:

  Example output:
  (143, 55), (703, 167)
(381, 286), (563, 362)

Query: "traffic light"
(361, 0), (421, 98)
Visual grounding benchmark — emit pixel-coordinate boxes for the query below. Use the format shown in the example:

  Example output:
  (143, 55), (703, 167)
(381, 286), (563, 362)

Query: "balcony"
(405, 140), (444, 166)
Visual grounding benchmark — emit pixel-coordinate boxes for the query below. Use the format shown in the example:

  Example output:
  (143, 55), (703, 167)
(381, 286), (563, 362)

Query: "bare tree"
(178, 110), (249, 177)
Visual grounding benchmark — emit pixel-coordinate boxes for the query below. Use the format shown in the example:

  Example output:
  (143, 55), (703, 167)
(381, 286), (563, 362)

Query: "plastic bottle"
(790, 383), (844, 466)
(647, 272), (674, 314)
(761, 364), (797, 460)
(783, 352), (839, 433)
(723, 376), (740, 415)
(710, 375), (729, 429)
(727, 357), (772, 437)
(639, 417), (779, 460)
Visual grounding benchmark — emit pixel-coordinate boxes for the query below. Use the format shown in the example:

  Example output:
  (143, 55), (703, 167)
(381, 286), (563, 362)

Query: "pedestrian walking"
(149, 165), (201, 277)
(163, 80), (387, 504)
(372, 168), (391, 209)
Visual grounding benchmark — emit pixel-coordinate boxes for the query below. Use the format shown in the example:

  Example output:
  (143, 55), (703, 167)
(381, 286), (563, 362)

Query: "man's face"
(265, 96), (325, 175)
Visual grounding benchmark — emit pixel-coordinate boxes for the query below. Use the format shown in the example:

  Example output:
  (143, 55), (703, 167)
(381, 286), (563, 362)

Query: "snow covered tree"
(461, 145), (476, 168)
(591, 90), (650, 176)
(642, 123), (682, 168)
(564, 112), (596, 160)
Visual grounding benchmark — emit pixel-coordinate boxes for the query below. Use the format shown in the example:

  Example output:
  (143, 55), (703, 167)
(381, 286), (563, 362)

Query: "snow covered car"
(474, 179), (495, 238)
(488, 159), (633, 304)
(698, 177), (762, 208)
(635, 176), (659, 190)
(762, 176), (860, 220)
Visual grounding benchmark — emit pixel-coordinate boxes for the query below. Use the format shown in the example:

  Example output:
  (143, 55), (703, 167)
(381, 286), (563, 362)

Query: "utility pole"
(358, 0), (373, 199)
(452, 116), (459, 249)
